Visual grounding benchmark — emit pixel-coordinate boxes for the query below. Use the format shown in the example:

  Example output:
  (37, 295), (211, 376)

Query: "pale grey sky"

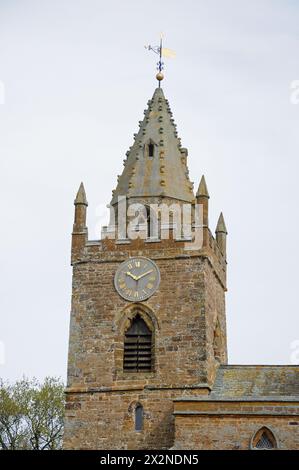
(0, 0), (299, 381)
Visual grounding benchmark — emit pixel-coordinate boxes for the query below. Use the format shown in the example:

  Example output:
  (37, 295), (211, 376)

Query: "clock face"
(114, 257), (160, 302)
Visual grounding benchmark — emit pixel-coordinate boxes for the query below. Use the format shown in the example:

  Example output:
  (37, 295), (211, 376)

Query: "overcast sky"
(0, 0), (299, 382)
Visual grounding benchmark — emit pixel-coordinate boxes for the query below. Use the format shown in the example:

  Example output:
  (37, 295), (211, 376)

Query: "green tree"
(0, 377), (65, 450)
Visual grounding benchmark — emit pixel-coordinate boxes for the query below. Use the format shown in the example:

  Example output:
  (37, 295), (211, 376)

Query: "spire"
(111, 88), (194, 205)
(75, 182), (88, 206)
(196, 175), (209, 244)
(196, 175), (209, 198)
(216, 212), (227, 257)
(216, 213), (227, 234)
(73, 182), (88, 234)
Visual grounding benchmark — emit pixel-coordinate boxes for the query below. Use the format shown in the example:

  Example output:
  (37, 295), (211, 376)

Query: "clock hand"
(126, 271), (138, 281)
(135, 269), (154, 281)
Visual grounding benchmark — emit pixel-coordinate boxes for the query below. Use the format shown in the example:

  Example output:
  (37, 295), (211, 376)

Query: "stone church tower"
(64, 86), (299, 450)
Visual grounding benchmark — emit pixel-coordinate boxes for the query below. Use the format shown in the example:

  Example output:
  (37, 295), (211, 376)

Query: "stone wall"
(65, 389), (203, 450)
(63, 235), (227, 449)
(174, 412), (299, 450)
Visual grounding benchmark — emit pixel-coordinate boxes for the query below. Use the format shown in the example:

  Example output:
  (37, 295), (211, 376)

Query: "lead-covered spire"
(111, 87), (194, 205)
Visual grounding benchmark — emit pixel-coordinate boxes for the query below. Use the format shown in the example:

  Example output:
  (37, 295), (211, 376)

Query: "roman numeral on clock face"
(114, 257), (161, 302)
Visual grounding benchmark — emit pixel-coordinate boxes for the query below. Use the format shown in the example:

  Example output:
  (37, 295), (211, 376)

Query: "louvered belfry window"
(124, 315), (152, 372)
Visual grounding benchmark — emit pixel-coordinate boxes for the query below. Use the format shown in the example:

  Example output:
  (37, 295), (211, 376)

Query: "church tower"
(63, 85), (228, 450)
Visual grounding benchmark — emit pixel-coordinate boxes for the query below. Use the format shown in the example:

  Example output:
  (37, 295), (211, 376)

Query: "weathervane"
(144, 34), (176, 87)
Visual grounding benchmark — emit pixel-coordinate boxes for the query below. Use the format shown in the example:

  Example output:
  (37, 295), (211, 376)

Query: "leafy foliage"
(0, 377), (65, 450)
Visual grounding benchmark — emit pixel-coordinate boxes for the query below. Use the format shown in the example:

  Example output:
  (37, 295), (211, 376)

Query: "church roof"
(111, 87), (194, 205)
(175, 366), (299, 402)
(209, 365), (299, 400)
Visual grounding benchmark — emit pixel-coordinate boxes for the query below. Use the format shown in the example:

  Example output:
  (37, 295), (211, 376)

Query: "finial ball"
(156, 72), (164, 82)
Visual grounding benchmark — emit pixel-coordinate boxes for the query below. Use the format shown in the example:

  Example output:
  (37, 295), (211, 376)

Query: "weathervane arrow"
(145, 34), (176, 87)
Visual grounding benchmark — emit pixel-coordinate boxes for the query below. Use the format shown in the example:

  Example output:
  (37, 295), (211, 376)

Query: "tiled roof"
(209, 365), (299, 400)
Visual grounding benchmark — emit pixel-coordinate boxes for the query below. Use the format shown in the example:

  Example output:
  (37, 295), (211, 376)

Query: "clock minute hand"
(135, 269), (153, 281)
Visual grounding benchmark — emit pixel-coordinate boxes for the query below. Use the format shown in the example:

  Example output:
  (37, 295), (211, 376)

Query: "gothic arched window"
(124, 315), (152, 372)
(135, 404), (143, 431)
(252, 427), (277, 450)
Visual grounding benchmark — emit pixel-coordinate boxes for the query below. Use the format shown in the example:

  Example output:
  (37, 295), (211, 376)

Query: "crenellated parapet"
(71, 188), (227, 290)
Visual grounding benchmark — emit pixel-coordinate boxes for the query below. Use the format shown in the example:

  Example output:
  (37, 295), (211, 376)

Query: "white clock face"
(114, 257), (160, 302)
